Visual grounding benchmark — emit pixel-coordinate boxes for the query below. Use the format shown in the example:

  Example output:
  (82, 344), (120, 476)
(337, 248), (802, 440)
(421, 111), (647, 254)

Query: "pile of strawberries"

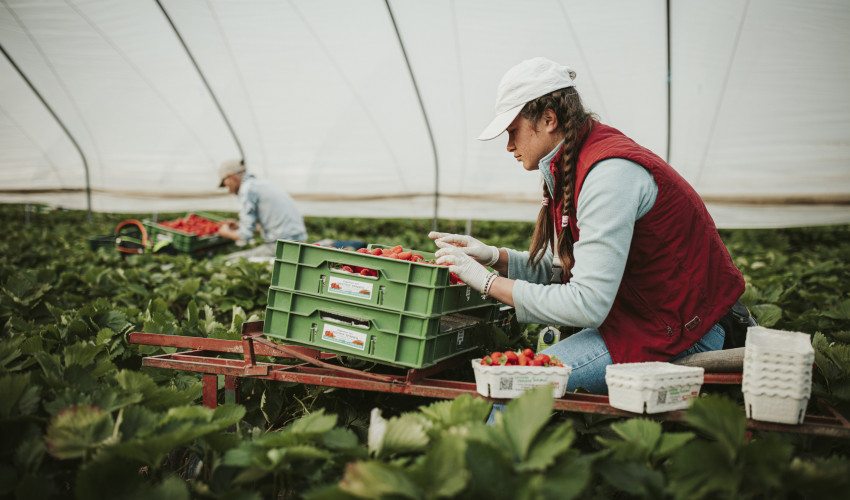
(480, 348), (564, 367)
(159, 214), (221, 237)
(324, 244), (464, 284)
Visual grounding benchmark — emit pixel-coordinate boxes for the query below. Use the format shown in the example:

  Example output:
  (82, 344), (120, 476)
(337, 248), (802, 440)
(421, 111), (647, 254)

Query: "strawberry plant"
(1, 204), (849, 498)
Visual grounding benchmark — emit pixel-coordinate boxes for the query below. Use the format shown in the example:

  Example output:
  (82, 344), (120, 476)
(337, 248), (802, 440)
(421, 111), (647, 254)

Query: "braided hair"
(522, 87), (596, 271)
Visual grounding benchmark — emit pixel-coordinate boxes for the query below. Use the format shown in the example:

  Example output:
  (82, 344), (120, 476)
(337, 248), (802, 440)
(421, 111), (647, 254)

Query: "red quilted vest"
(550, 123), (745, 363)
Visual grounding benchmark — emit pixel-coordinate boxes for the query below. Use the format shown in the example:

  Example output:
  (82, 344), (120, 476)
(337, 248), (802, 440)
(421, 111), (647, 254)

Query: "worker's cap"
(218, 159), (246, 187)
(478, 57), (577, 141)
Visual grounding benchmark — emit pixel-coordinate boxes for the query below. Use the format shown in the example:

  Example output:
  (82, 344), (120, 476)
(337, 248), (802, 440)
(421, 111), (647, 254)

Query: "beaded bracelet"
(481, 273), (497, 299)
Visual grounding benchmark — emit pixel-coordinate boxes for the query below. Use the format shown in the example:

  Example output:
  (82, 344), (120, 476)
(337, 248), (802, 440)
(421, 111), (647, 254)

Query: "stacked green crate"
(143, 212), (227, 254)
(263, 240), (500, 368)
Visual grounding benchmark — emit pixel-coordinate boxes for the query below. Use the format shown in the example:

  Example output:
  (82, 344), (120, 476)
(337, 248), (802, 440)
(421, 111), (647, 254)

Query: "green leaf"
(827, 330), (850, 344)
(737, 433), (792, 495)
(654, 431), (696, 461)
(287, 407), (339, 436)
(538, 453), (594, 500)
(751, 304), (783, 327)
(185, 299), (199, 325)
(338, 461), (422, 499)
(0, 337), (24, 373)
(64, 341), (103, 367)
(117, 406), (158, 439)
(822, 299), (850, 320)
(265, 444), (332, 468)
(371, 412), (429, 460)
(464, 439), (518, 497)
(221, 443), (257, 468)
(0, 373), (38, 418)
(109, 404), (244, 467)
(596, 459), (665, 498)
(787, 455), (850, 498)
(44, 404), (115, 459)
(2, 271), (52, 308)
(520, 421), (576, 472)
(32, 351), (64, 387)
(14, 432), (46, 472)
(683, 396), (746, 461)
(417, 394), (492, 429)
(597, 418), (661, 464)
(502, 384), (554, 461)
(667, 440), (737, 499)
(303, 485), (362, 500)
(113, 370), (201, 410)
(95, 327), (118, 346)
(77, 458), (190, 500)
(412, 435), (468, 498)
(321, 427), (360, 450)
(91, 309), (131, 334)
(179, 278), (201, 297)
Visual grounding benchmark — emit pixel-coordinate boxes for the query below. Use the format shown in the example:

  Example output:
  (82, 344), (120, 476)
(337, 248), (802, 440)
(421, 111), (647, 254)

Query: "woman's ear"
(542, 108), (559, 133)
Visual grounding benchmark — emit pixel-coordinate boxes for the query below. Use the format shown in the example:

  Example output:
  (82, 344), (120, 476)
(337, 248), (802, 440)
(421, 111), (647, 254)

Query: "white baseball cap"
(478, 57), (577, 141)
(218, 159), (246, 187)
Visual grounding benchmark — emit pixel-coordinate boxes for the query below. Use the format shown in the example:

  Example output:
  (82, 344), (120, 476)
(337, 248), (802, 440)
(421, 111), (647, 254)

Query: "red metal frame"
(128, 321), (850, 438)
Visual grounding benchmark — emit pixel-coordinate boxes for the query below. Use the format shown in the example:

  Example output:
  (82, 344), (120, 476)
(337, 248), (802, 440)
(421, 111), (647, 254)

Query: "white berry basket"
(745, 327), (815, 364)
(742, 327), (814, 425)
(606, 362), (704, 414)
(471, 359), (571, 399)
(743, 391), (809, 425)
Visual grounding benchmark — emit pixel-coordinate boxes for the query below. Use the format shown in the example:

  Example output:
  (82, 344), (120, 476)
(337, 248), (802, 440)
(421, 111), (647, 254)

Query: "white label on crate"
(456, 331), (464, 346)
(499, 377), (514, 391)
(504, 374), (561, 392)
(328, 275), (373, 300)
(658, 387), (697, 405)
(321, 324), (367, 351)
(156, 233), (173, 243)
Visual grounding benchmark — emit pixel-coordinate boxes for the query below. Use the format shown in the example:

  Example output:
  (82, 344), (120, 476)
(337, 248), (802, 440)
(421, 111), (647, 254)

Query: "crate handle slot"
(320, 312), (370, 329)
(319, 275), (326, 294)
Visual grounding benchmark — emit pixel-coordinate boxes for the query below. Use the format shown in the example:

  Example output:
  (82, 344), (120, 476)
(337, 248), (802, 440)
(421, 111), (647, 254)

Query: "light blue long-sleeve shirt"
(506, 146), (658, 327)
(237, 173), (308, 243)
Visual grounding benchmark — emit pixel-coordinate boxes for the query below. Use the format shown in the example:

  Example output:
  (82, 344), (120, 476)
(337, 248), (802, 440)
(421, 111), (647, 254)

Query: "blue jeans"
(540, 323), (726, 395)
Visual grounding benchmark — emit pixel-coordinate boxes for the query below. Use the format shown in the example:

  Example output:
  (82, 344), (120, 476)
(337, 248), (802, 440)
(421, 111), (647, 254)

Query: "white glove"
(435, 247), (496, 295)
(428, 231), (499, 266)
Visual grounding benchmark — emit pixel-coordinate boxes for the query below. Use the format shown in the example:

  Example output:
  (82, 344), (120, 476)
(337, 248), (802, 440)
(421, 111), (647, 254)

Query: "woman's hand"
(428, 231), (500, 266)
(435, 247), (495, 295)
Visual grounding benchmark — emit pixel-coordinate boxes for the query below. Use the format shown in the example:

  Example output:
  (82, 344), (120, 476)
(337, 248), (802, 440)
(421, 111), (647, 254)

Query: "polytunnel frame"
(0, 42), (94, 224)
(385, 0), (440, 230)
(155, 0), (245, 165)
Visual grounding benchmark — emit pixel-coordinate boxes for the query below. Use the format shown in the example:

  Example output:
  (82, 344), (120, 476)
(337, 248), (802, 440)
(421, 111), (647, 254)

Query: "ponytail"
(524, 87), (595, 272)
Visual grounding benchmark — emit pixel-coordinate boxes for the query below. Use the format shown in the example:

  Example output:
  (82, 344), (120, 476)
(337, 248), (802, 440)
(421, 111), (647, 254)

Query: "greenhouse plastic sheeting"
(0, 0), (848, 228)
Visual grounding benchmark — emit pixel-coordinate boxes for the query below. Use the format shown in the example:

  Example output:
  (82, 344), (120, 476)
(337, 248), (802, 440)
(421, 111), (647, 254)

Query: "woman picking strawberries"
(432, 57), (746, 394)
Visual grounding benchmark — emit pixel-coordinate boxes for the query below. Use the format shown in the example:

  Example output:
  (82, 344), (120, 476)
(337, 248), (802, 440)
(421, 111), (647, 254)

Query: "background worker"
(432, 57), (746, 394)
(218, 159), (308, 260)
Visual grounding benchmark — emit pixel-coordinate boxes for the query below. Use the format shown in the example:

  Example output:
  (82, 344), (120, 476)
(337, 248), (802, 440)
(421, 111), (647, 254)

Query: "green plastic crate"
(263, 287), (495, 368)
(271, 240), (497, 317)
(143, 212), (228, 254)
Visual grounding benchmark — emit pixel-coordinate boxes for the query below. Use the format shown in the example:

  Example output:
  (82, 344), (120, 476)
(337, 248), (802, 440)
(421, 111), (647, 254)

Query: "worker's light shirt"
(505, 148), (658, 327)
(237, 173), (308, 243)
